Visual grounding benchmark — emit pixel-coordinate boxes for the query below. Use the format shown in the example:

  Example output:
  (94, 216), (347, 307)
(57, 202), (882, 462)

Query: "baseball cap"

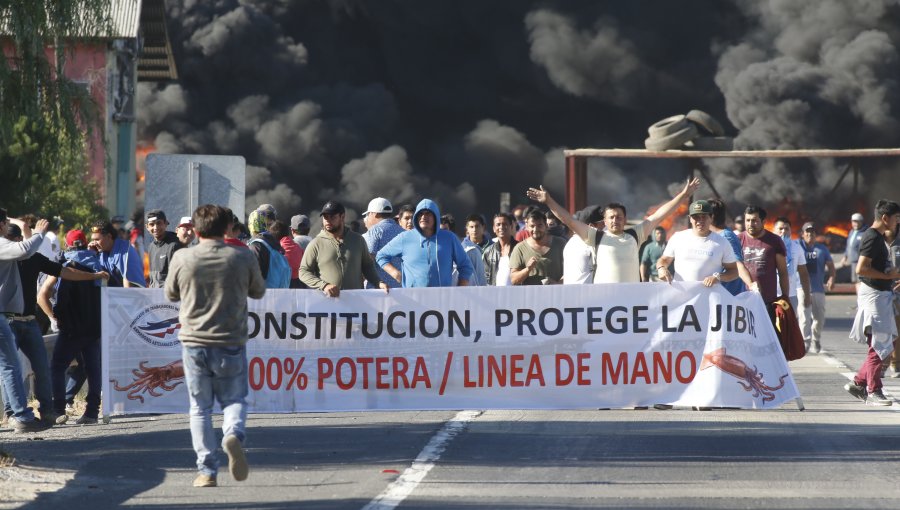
(801, 222), (815, 232)
(851, 213), (864, 222)
(178, 216), (193, 227)
(364, 197), (393, 215)
(290, 214), (310, 230)
(320, 201), (346, 216)
(146, 209), (167, 223)
(577, 205), (603, 224)
(66, 229), (87, 247)
(257, 204), (277, 219)
(688, 200), (712, 216)
(111, 215), (125, 224)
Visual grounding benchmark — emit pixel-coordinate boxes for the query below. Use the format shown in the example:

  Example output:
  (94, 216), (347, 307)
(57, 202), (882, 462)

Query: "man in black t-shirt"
(844, 200), (900, 406)
(2, 225), (107, 425)
(146, 209), (184, 288)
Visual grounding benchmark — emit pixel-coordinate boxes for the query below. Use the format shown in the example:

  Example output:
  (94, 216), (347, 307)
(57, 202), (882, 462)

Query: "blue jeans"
(183, 345), (248, 476)
(3, 320), (53, 417)
(0, 319), (37, 422)
(51, 332), (101, 418)
(65, 353), (87, 405)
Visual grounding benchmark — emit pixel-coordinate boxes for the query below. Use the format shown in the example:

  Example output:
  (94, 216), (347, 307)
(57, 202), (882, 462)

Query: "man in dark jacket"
(483, 213), (517, 286)
(146, 209), (184, 288)
(38, 236), (108, 425)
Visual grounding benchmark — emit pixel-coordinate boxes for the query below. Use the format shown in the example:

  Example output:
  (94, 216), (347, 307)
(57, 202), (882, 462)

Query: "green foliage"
(0, 0), (112, 225)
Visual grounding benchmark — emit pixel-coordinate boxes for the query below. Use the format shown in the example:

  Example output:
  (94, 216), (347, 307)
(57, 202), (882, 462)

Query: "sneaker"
(892, 367), (900, 379)
(74, 415), (98, 425)
(55, 414), (69, 425)
(65, 403), (76, 416)
(867, 390), (893, 406)
(11, 418), (51, 433)
(39, 411), (60, 427)
(809, 341), (821, 354)
(193, 473), (217, 487)
(845, 382), (868, 402)
(223, 434), (249, 482)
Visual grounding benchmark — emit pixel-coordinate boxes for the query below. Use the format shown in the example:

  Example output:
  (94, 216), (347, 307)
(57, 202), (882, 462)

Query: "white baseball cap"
(851, 213), (864, 222)
(365, 197), (393, 215)
(178, 216), (193, 227)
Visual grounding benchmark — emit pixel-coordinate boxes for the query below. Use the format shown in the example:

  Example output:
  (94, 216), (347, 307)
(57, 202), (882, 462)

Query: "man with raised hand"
(166, 205), (266, 487)
(526, 177), (701, 283)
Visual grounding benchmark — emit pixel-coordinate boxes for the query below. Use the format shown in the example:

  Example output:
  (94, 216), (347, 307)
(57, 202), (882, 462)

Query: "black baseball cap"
(146, 209), (167, 223)
(320, 201), (346, 216)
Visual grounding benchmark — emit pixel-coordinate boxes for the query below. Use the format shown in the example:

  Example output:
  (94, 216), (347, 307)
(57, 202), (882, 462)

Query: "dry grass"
(0, 450), (14, 468)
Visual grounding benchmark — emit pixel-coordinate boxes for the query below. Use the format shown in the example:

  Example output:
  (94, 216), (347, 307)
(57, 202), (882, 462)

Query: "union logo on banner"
(129, 304), (182, 348)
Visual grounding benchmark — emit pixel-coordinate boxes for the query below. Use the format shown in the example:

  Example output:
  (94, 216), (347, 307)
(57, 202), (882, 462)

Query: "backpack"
(249, 238), (291, 288)
(590, 228), (639, 279)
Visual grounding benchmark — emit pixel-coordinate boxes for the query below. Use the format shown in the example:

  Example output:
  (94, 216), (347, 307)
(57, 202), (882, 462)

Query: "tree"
(0, 0), (112, 226)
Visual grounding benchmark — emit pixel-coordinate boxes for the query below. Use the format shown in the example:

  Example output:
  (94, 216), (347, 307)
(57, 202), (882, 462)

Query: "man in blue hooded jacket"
(376, 199), (474, 287)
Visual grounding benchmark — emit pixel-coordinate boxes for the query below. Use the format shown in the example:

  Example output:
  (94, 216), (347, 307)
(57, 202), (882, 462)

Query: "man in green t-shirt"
(509, 209), (566, 285)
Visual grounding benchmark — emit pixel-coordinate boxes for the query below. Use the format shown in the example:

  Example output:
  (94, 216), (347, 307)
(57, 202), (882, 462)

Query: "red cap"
(65, 229), (87, 248)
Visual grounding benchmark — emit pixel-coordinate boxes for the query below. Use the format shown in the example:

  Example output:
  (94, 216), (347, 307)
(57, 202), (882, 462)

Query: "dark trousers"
(51, 332), (101, 418)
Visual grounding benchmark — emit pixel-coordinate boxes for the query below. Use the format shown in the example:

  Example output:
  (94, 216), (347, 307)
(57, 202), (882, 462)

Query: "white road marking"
(362, 410), (482, 510)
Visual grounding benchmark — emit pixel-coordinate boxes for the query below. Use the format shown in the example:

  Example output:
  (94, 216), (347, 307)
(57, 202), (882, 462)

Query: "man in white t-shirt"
(773, 217), (811, 312)
(563, 206), (603, 284)
(655, 200), (739, 286)
(526, 177), (700, 283)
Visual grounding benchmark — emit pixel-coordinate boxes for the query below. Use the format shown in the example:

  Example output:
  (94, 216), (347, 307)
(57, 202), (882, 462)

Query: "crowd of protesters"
(0, 187), (898, 486)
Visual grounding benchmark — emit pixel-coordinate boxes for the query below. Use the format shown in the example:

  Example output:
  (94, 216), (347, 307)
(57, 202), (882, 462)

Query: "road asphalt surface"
(2, 294), (900, 509)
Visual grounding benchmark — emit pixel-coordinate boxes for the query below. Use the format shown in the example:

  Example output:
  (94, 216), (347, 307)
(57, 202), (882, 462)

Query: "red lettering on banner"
(601, 353), (628, 385)
(393, 357), (410, 388)
(601, 351), (696, 385)
(462, 354), (545, 388)
(555, 354), (574, 385)
(526, 354), (546, 387)
(411, 357), (431, 388)
(576, 353), (591, 385)
(555, 353), (592, 386)
(675, 351), (697, 383)
(375, 357), (390, 389)
(317, 356), (432, 390)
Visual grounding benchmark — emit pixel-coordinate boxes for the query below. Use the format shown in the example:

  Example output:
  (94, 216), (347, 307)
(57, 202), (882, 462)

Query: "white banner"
(101, 283), (800, 415)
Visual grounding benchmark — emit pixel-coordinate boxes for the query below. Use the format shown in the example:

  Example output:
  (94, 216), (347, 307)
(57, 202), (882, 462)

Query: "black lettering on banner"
(539, 308), (564, 336)
(517, 309), (536, 336)
(420, 310), (444, 338)
(248, 312), (261, 338)
(266, 313), (286, 339)
(495, 309), (513, 336)
(339, 312), (358, 338)
(290, 312), (307, 339)
(309, 313), (327, 339)
(563, 308), (583, 334)
(606, 306), (628, 334)
(361, 312), (383, 338)
(587, 307), (603, 334)
(448, 310), (470, 337)
(387, 311), (406, 338)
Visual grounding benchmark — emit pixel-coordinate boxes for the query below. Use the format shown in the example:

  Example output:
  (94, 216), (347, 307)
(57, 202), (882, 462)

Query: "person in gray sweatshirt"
(165, 204), (266, 488)
(0, 209), (51, 433)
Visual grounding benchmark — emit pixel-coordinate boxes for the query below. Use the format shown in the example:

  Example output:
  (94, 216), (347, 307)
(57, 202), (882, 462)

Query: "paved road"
(3, 294), (900, 509)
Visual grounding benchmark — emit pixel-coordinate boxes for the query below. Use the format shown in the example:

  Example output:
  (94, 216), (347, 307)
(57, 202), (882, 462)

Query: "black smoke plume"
(139, 0), (900, 225)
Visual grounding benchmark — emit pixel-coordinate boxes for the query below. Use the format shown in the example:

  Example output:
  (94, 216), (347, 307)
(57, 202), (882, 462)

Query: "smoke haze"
(138, 0), (900, 224)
